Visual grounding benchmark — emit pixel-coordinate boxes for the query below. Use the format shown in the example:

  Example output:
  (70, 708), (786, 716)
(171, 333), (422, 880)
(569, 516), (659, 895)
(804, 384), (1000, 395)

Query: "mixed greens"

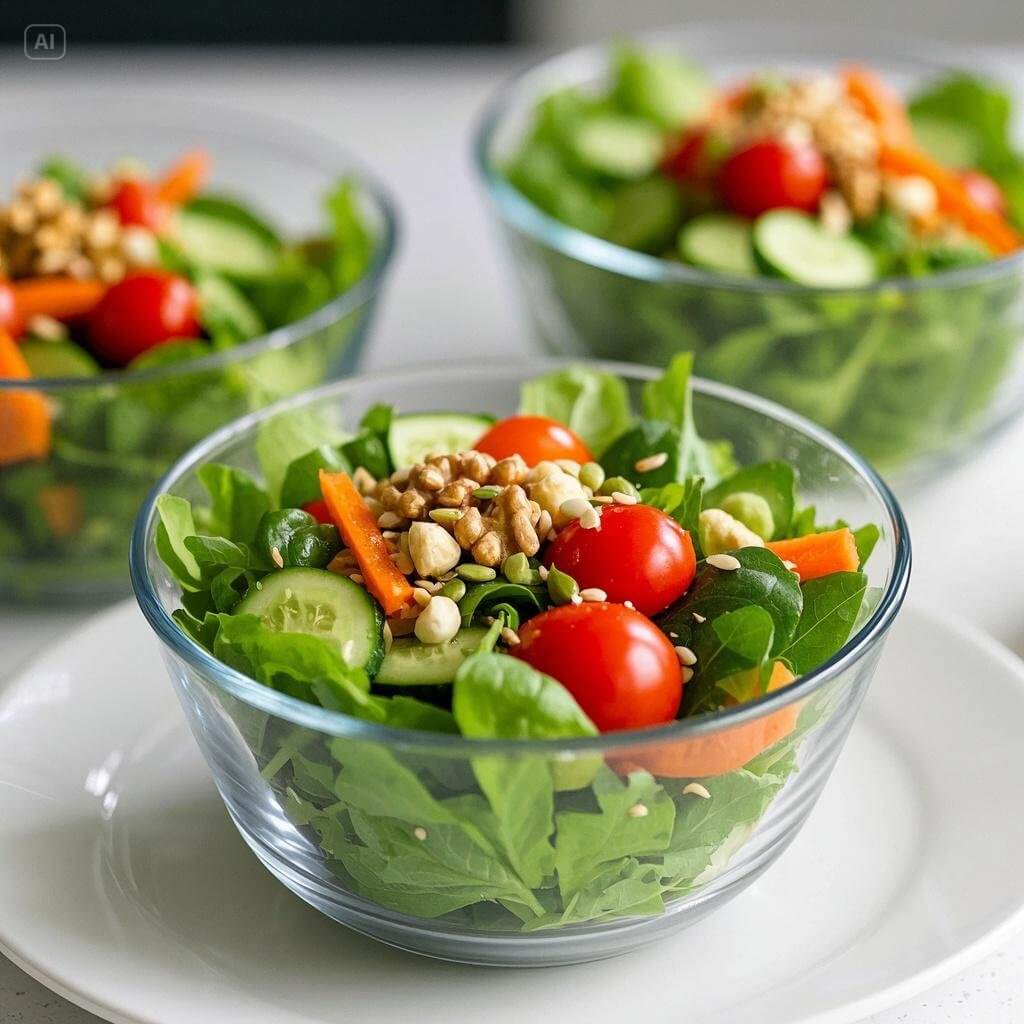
(0, 150), (378, 597)
(498, 44), (1024, 469)
(154, 356), (882, 929)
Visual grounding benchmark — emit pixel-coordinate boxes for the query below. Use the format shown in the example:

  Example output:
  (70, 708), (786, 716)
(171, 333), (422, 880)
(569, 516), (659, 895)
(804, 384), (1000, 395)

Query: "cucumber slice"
(753, 210), (877, 288)
(605, 177), (683, 252)
(614, 45), (713, 130)
(178, 209), (281, 279)
(678, 214), (757, 276)
(387, 413), (492, 469)
(571, 114), (663, 180)
(19, 340), (99, 378)
(236, 567), (384, 674)
(375, 627), (488, 688)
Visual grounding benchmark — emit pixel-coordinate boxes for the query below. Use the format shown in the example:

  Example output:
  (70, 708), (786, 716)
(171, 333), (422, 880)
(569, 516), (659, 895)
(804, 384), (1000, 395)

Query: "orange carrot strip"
(613, 663), (798, 779)
(0, 330), (51, 465)
(156, 149), (211, 206)
(842, 65), (914, 145)
(767, 528), (859, 582)
(319, 470), (414, 616)
(880, 143), (1022, 255)
(12, 277), (107, 322)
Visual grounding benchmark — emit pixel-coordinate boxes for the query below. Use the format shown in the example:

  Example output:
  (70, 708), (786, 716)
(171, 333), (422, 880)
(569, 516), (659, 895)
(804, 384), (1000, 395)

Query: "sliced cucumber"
(19, 340), (99, 378)
(236, 568), (384, 674)
(375, 627), (487, 690)
(387, 413), (492, 469)
(605, 177), (683, 252)
(678, 214), (757, 276)
(178, 209), (281, 279)
(571, 114), (663, 180)
(753, 210), (877, 288)
(614, 45), (713, 130)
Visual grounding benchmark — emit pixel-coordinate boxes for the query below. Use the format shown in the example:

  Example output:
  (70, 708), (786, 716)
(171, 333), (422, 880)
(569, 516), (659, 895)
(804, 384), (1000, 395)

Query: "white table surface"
(2, 45), (1024, 1024)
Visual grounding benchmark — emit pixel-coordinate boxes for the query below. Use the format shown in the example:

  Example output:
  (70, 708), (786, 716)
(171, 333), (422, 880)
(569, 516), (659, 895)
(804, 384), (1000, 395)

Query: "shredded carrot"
(0, 330), (51, 465)
(156, 149), (211, 206)
(842, 65), (914, 146)
(767, 527), (859, 582)
(12, 277), (107, 322)
(319, 470), (414, 616)
(613, 663), (798, 779)
(879, 144), (1022, 255)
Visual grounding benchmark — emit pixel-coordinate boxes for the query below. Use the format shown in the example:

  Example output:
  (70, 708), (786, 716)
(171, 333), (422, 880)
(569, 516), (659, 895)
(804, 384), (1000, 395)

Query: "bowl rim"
(0, 93), (400, 391)
(473, 19), (1024, 296)
(130, 358), (911, 755)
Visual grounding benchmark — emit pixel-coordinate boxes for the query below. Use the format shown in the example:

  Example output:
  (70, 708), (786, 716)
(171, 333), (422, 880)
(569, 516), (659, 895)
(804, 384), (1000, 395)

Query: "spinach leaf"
(704, 461), (796, 540)
(155, 494), (202, 591)
(519, 365), (633, 456)
(197, 464), (271, 546)
(457, 581), (547, 626)
(640, 477), (704, 552)
(341, 403), (393, 478)
(600, 419), (681, 487)
(324, 178), (374, 290)
(554, 767), (674, 902)
(256, 407), (348, 505)
(657, 546), (803, 657)
(183, 534), (257, 578)
(781, 572), (868, 675)
(279, 444), (351, 509)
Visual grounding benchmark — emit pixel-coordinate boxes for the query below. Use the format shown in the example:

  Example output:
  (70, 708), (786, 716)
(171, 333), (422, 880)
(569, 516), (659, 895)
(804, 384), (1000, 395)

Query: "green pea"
(502, 551), (538, 586)
(579, 462), (605, 492)
(720, 492), (774, 540)
(287, 524), (341, 569)
(598, 476), (639, 499)
(256, 508), (317, 567)
(457, 563), (497, 583)
(439, 578), (467, 602)
(546, 565), (579, 606)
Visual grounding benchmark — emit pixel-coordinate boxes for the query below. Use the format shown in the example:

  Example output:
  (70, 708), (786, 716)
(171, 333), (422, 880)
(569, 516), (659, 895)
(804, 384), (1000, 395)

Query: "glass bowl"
(0, 95), (398, 603)
(475, 22), (1024, 486)
(131, 361), (910, 966)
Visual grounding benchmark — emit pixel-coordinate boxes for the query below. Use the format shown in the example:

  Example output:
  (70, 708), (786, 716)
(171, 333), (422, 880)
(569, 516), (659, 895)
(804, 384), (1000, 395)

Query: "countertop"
(2, 45), (1024, 1024)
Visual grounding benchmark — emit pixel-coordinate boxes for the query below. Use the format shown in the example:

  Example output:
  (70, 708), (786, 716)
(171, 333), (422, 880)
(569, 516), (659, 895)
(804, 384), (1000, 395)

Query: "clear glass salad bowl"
(131, 362), (910, 966)
(0, 96), (398, 603)
(475, 22), (1024, 487)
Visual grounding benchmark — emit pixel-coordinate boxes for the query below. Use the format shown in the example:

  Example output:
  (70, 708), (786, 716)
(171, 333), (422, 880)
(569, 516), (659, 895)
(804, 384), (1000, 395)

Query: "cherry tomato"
(718, 139), (828, 218)
(88, 271), (201, 366)
(960, 170), (1007, 217)
(302, 499), (333, 524)
(108, 178), (169, 232)
(545, 503), (696, 617)
(512, 602), (682, 732)
(0, 280), (23, 338)
(475, 415), (593, 466)
(662, 128), (714, 185)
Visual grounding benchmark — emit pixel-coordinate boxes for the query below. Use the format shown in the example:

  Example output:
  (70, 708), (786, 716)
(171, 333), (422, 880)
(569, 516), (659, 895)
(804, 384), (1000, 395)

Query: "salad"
(496, 44), (1024, 468)
(0, 149), (377, 596)
(156, 355), (882, 929)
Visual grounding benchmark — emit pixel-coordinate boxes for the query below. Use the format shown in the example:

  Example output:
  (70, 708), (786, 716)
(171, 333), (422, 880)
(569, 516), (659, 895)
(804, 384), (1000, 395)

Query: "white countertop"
(2, 45), (1024, 1024)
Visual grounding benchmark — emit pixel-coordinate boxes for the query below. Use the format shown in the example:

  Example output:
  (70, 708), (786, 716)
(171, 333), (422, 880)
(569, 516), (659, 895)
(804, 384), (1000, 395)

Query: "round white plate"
(2, 602), (1023, 1024)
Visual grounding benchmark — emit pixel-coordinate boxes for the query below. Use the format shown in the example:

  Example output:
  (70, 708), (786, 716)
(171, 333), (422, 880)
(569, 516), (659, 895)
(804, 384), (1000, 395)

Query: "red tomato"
(88, 271), (201, 365)
(0, 280), (23, 338)
(545, 503), (696, 617)
(108, 178), (169, 232)
(475, 415), (593, 466)
(662, 128), (714, 185)
(718, 139), (828, 218)
(960, 170), (1007, 217)
(512, 602), (682, 732)
(303, 499), (333, 524)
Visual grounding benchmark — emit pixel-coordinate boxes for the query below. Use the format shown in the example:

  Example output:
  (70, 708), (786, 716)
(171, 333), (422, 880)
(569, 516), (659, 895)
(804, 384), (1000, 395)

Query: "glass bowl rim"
(130, 358), (911, 755)
(473, 19), (1024, 296)
(0, 93), (400, 391)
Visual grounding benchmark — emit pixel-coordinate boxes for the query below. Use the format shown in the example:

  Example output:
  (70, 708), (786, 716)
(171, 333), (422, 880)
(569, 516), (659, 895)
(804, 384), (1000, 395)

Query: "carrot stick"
(12, 277), (107, 322)
(319, 469), (414, 616)
(0, 330), (51, 465)
(842, 65), (914, 146)
(156, 149), (211, 206)
(767, 528), (859, 582)
(880, 143), (1022, 255)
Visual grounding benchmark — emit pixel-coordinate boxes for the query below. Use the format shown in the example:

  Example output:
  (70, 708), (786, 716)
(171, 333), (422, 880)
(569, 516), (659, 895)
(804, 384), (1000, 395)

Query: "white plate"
(2, 601), (1023, 1024)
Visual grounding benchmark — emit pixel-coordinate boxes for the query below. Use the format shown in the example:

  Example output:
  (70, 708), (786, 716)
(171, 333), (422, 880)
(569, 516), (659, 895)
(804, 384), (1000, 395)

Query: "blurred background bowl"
(0, 96), (398, 602)
(476, 22), (1024, 487)
(131, 361), (910, 966)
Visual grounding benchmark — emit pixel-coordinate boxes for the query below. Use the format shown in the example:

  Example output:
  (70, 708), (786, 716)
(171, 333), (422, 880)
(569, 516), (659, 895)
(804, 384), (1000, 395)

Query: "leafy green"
(640, 477), (704, 550)
(256, 408), (348, 505)
(780, 572), (868, 675)
(518, 365), (633, 456)
(197, 464), (271, 546)
(458, 581), (548, 626)
(279, 445), (351, 509)
(686, 606), (776, 713)
(155, 495), (203, 591)
(704, 461), (796, 540)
